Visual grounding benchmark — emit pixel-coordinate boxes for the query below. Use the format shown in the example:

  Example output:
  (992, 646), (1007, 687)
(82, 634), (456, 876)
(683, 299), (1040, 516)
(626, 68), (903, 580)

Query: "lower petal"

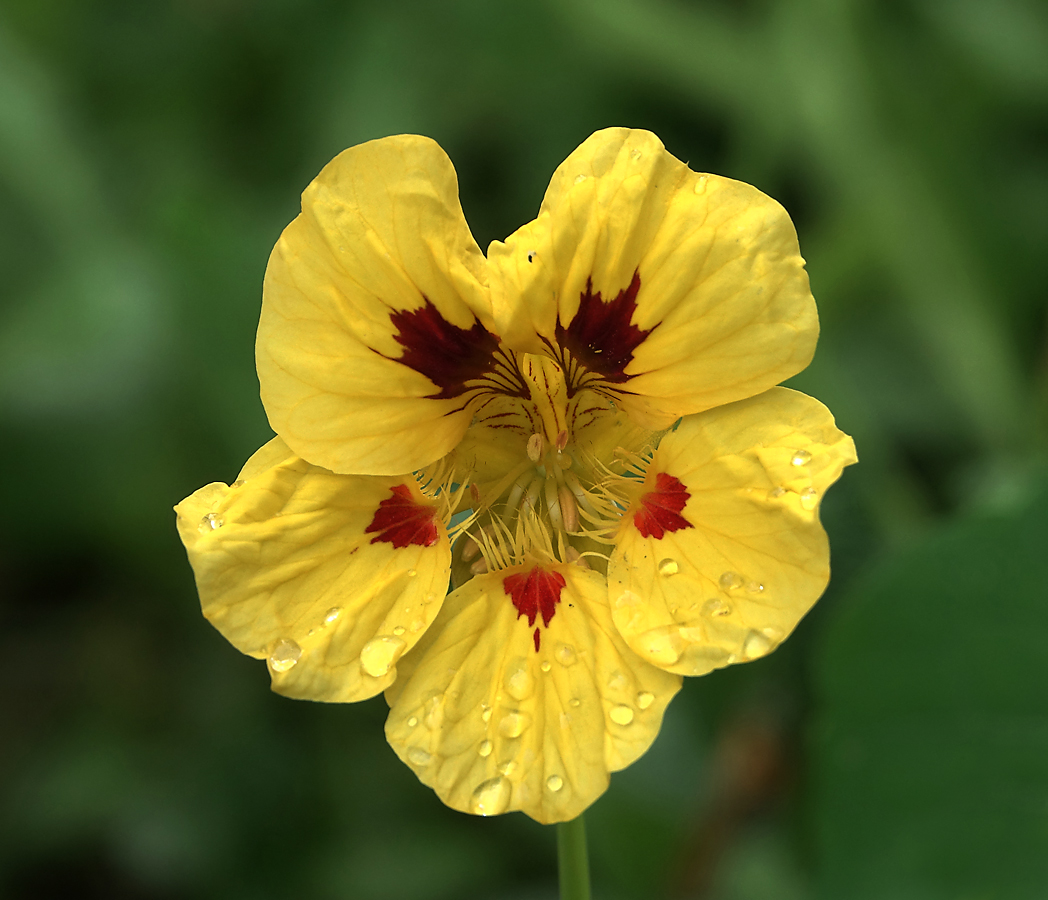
(174, 438), (452, 702)
(384, 564), (681, 823)
(609, 388), (857, 676)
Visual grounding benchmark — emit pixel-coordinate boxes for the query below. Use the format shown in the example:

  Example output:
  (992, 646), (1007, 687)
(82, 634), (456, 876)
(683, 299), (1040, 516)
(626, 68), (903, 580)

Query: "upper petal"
(258, 135), (498, 475)
(608, 388), (857, 676)
(174, 437), (452, 701)
(384, 563), (681, 823)
(488, 128), (818, 429)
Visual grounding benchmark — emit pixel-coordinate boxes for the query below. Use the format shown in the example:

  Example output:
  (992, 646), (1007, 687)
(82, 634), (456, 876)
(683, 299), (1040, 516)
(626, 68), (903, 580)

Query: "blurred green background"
(2, 0), (1046, 898)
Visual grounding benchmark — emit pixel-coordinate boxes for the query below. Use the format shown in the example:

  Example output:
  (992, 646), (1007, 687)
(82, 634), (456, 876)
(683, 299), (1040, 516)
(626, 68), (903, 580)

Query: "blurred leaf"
(813, 479), (1048, 899)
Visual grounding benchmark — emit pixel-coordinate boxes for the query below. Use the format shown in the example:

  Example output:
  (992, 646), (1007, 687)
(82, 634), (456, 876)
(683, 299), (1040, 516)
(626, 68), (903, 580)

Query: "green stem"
(557, 814), (592, 900)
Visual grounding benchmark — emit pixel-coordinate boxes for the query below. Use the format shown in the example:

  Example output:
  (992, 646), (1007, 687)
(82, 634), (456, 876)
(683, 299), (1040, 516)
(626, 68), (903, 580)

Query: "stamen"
(462, 536), (481, 562)
(527, 433), (546, 463)
(470, 557), (489, 575)
(558, 483), (579, 533)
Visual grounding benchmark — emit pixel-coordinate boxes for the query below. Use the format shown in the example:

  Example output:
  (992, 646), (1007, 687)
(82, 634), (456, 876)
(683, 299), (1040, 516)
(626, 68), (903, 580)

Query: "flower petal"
(608, 388), (857, 676)
(258, 135), (498, 475)
(384, 563), (681, 823)
(174, 438), (452, 701)
(489, 128), (818, 429)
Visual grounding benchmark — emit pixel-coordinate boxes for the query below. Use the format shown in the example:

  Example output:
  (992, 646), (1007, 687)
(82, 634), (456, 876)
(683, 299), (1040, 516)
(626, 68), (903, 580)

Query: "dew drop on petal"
(636, 691), (655, 710)
(407, 716), (418, 728)
(408, 747), (431, 766)
(360, 636), (406, 677)
(498, 759), (518, 777)
(424, 694), (444, 729)
(199, 512), (223, 532)
(658, 558), (679, 577)
(800, 487), (819, 510)
(540, 661), (551, 672)
(610, 705), (635, 726)
(393, 625), (406, 636)
(746, 581), (764, 594)
(573, 173), (587, 184)
(407, 568), (417, 577)
(505, 668), (533, 701)
(324, 607), (342, 625)
(478, 739), (493, 758)
(702, 597), (733, 617)
(630, 148), (642, 161)
(555, 643), (577, 667)
(410, 617), (426, 633)
(768, 486), (787, 499)
(470, 777), (511, 816)
(615, 590), (641, 609)
(719, 571), (744, 591)
(791, 449), (812, 467)
(546, 774), (564, 792)
(269, 639), (301, 673)
(607, 670), (628, 692)
(742, 630), (773, 660)
(569, 697), (581, 708)
(694, 175), (709, 192)
(498, 712), (528, 738)
(645, 632), (683, 667)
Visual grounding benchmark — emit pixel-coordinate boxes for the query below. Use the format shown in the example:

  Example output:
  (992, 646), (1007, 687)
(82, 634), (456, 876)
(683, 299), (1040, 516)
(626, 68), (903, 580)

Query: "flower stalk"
(557, 814), (591, 900)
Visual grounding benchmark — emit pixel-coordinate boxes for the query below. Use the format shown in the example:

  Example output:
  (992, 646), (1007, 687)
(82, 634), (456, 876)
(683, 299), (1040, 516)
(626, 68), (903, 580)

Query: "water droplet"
(555, 643), (577, 667)
(407, 568), (417, 577)
(540, 661), (551, 672)
(498, 759), (518, 777)
(791, 449), (812, 467)
(800, 487), (819, 510)
(546, 774), (563, 792)
(505, 668), (533, 701)
(630, 148), (642, 161)
(645, 632), (683, 666)
(569, 697), (580, 708)
(636, 691), (655, 710)
(573, 173), (587, 184)
(410, 617), (426, 633)
(498, 712), (528, 738)
(741, 630), (773, 660)
(359, 635), (406, 677)
(746, 581), (764, 593)
(481, 708), (493, 724)
(768, 486), (786, 499)
(324, 607), (342, 625)
(393, 625), (406, 636)
(719, 571), (744, 590)
(694, 175), (709, 192)
(199, 512), (223, 532)
(702, 597), (732, 617)
(424, 694), (444, 729)
(408, 747), (431, 766)
(658, 558), (679, 576)
(615, 591), (641, 609)
(478, 739), (493, 758)
(763, 626), (784, 642)
(269, 639), (301, 673)
(559, 713), (572, 729)
(470, 777), (511, 816)
(407, 716), (418, 727)
(607, 670), (628, 692)
(527, 250), (537, 263)
(610, 705), (635, 725)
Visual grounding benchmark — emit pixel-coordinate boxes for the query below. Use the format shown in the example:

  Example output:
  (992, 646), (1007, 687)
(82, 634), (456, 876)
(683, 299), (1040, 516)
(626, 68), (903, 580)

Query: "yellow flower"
(175, 129), (856, 824)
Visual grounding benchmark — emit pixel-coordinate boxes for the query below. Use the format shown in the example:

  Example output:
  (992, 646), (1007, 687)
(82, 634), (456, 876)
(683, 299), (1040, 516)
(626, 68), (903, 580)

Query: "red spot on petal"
(633, 472), (693, 540)
(387, 298), (500, 399)
(504, 567), (567, 652)
(554, 270), (652, 384)
(365, 485), (440, 548)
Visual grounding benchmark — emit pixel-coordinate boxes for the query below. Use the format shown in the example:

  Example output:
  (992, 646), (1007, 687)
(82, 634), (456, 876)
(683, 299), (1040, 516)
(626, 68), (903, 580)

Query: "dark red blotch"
(365, 484), (439, 548)
(388, 297), (501, 399)
(503, 567), (567, 651)
(554, 270), (652, 383)
(633, 472), (693, 540)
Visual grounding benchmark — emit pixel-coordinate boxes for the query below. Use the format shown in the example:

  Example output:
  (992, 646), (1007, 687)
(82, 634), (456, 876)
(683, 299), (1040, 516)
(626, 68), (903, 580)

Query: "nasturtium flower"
(175, 128), (856, 824)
